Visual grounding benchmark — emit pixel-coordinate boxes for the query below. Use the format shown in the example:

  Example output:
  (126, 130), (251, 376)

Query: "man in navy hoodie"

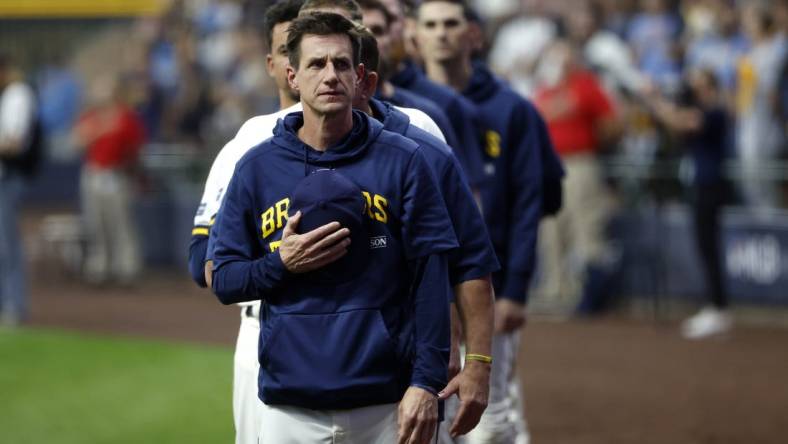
(211, 13), (456, 443)
(378, 0), (487, 190)
(353, 27), (498, 438)
(416, 1), (549, 442)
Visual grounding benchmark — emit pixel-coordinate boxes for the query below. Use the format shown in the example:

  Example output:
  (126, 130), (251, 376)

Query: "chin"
(312, 101), (350, 115)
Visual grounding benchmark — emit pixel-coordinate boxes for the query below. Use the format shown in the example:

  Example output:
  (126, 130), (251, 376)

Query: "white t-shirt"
(0, 81), (36, 177)
(193, 102), (445, 307)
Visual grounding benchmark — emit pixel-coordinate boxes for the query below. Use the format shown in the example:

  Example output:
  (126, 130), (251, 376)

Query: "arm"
(188, 138), (238, 288)
(398, 150), (458, 444)
(499, 103), (544, 305)
(438, 277), (494, 437)
(188, 235), (209, 287)
(212, 203), (350, 304)
(210, 165), (289, 304)
(399, 253), (451, 444)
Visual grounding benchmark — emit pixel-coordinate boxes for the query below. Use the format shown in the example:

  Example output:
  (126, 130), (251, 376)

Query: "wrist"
(464, 353), (493, 365)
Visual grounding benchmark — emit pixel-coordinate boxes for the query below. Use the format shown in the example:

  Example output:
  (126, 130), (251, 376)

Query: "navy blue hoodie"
(211, 110), (457, 409)
(377, 87), (477, 190)
(370, 98), (500, 286)
(391, 61), (486, 188)
(462, 63), (545, 303)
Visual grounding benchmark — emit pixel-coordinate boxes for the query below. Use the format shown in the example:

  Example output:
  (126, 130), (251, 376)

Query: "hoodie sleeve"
(400, 149), (456, 393)
(499, 102), (544, 304)
(439, 153), (501, 286)
(408, 253), (451, 395)
(210, 165), (291, 304)
(188, 235), (209, 287)
(401, 148), (459, 259)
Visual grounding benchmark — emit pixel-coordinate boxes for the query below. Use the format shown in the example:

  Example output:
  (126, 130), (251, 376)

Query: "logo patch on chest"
(370, 236), (388, 249)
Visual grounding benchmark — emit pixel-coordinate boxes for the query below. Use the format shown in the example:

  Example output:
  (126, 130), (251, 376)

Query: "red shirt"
(80, 106), (146, 169)
(534, 70), (614, 157)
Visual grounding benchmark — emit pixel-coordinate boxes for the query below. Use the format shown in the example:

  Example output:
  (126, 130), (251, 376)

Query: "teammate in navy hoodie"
(211, 13), (455, 443)
(380, 4), (486, 190)
(416, 2), (549, 442)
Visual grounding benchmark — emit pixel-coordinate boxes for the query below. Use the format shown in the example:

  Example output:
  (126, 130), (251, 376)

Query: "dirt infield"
(26, 274), (788, 444)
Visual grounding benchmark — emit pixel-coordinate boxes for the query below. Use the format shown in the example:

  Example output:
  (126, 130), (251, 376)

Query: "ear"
(365, 71), (379, 98)
(265, 54), (275, 76)
(287, 65), (298, 92)
(355, 63), (366, 85)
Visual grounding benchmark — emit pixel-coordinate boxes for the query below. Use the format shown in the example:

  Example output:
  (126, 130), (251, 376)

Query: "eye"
(445, 19), (460, 28)
(423, 20), (436, 29)
(335, 59), (350, 70)
(370, 25), (385, 37)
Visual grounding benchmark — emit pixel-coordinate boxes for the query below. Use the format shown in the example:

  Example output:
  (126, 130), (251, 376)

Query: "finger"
(449, 400), (477, 437)
(301, 220), (342, 244)
(398, 413), (413, 444)
(305, 248), (349, 272)
(282, 211), (301, 237)
(411, 417), (435, 444)
(407, 416), (425, 444)
(204, 260), (213, 288)
(438, 376), (460, 400)
(310, 226), (350, 251)
(309, 238), (350, 264)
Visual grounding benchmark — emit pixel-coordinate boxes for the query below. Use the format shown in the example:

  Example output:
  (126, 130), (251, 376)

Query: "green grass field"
(0, 328), (234, 443)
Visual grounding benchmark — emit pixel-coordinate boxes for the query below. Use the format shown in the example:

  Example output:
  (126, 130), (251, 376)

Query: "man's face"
(266, 21), (299, 101)
(379, 0), (405, 40)
(362, 8), (392, 66)
(288, 34), (361, 116)
(416, 2), (469, 64)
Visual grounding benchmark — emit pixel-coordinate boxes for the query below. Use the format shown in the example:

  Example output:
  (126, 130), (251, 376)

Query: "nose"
(323, 61), (340, 85)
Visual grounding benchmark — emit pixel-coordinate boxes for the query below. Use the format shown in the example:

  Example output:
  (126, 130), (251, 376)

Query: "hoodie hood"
(369, 98), (411, 136)
(463, 61), (500, 103)
(271, 109), (385, 171)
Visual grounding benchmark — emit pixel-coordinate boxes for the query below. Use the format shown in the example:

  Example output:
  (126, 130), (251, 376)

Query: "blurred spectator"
(488, 0), (559, 97)
(73, 75), (146, 285)
(36, 54), (83, 160)
(532, 40), (621, 314)
(625, 0), (683, 93)
(565, 1), (647, 98)
(736, 2), (787, 210)
(0, 53), (36, 326)
(683, 0), (748, 104)
(649, 69), (732, 338)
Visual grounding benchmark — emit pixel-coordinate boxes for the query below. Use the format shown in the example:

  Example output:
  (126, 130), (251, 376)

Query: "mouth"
(318, 90), (343, 97)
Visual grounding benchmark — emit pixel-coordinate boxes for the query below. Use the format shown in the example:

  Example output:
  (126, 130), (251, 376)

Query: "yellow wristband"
(465, 353), (493, 364)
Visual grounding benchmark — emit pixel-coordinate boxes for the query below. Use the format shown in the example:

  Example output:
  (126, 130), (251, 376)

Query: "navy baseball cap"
(289, 169), (370, 284)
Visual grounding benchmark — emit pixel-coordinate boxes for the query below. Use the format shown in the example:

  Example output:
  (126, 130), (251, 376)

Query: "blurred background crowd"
(1, 0), (787, 324)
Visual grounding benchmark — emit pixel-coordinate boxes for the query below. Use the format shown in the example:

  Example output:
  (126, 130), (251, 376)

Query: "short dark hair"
(300, 0), (363, 22)
(356, 24), (379, 73)
(356, 0), (393, 26)
(286, 12), (363, 69)
(263, 0), (305, 49)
